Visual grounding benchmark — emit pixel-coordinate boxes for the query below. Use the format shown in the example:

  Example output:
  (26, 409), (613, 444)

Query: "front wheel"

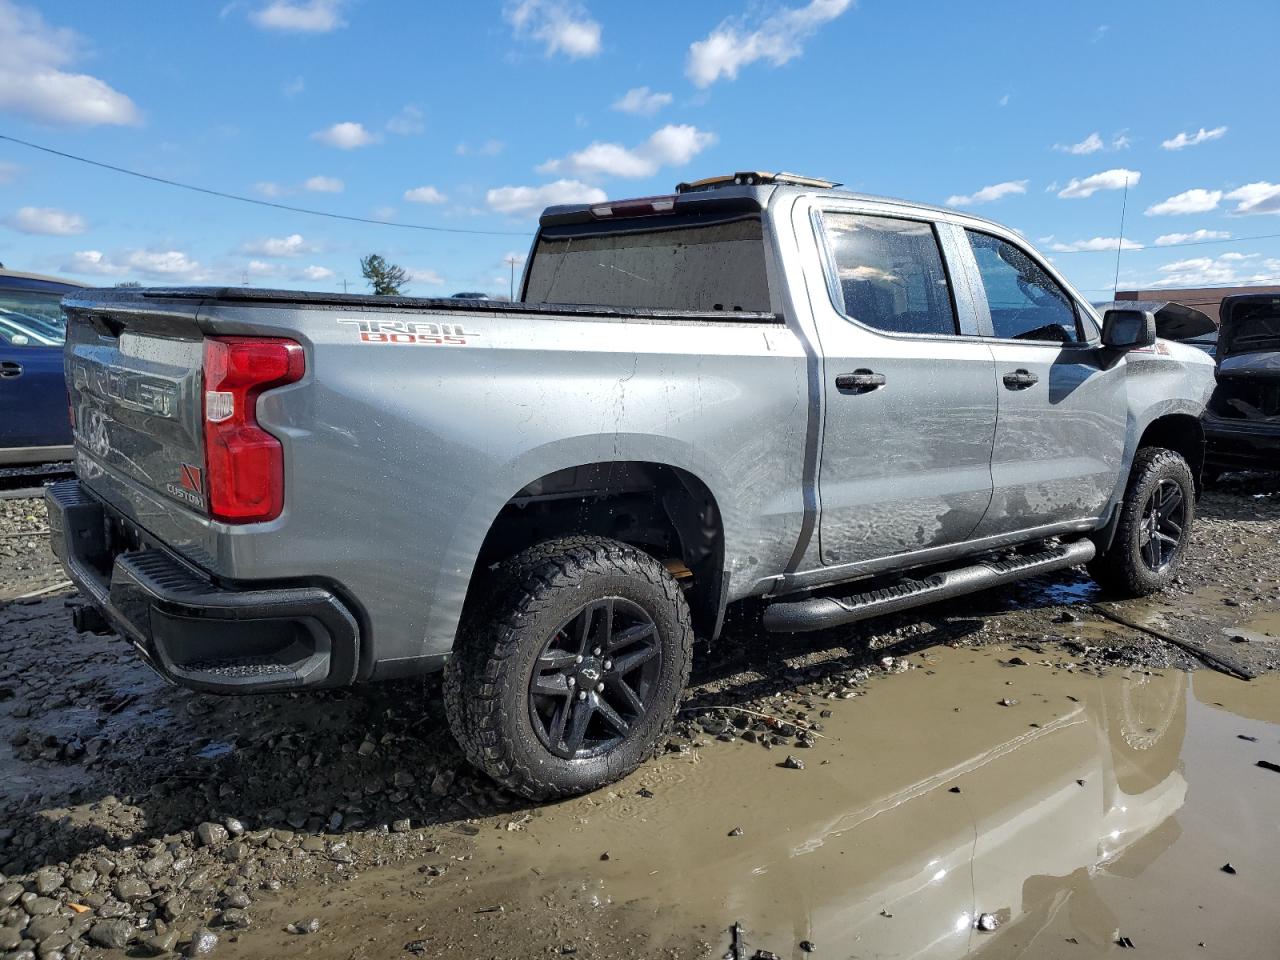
(1088, 447), (1195, 597)
(443, 536), (694, 800)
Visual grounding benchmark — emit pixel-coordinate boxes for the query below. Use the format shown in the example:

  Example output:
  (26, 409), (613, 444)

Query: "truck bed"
(68, 286), (783, 325)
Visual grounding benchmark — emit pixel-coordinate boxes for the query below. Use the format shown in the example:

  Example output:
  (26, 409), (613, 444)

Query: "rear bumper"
(1203, 415), (1280, 469)
(45, 479), (360, 694)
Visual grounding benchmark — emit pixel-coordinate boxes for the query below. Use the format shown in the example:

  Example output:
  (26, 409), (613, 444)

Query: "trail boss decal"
(337, 318), (476, 346)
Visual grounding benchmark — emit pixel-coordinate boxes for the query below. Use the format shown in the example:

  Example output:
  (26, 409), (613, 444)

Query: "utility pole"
(503, 255), (520, 301)
(341, 277), (348, 294)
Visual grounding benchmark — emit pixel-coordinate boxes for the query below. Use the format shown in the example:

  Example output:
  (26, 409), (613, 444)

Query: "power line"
(0, 133), (533, 238)
(1080, 275), (1280, 293)
(1053, 230), (1280, 254)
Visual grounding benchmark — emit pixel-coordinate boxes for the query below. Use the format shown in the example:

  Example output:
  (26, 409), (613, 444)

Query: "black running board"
(762, 539), (1096, 633)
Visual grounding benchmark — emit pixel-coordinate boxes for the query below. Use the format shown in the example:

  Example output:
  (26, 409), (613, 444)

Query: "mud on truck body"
(48, 172), (1215, 798)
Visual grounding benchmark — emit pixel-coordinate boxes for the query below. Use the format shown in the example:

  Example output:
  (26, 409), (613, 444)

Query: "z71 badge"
(337, 318), (476, 346)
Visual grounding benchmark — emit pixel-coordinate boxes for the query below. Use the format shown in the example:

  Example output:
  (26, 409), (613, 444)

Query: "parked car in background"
(0, 269), (88, 465)
(1204, 293), (1280, 470)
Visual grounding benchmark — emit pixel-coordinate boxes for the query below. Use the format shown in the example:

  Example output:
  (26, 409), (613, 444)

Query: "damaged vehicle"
(1204, 293), (1280, 470)
(46, 172), (1215, 799)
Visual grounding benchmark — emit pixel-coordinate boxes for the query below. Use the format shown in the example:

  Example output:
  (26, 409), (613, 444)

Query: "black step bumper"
(45, 479), (360, 694)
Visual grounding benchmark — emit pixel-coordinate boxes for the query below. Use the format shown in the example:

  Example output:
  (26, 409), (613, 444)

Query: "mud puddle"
(216, 648), (1280, 959)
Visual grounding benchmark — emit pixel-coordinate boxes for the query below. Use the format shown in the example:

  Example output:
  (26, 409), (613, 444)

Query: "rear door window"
(0, 288), (68, 348)
(820, 212), (959, 336)
(966, 231), (1081, 343)
(524, 215), (770, 312)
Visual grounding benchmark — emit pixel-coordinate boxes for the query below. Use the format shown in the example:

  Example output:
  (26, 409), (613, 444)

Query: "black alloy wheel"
(1138, 478), (1186, 573)
(529, 597), (662, 760)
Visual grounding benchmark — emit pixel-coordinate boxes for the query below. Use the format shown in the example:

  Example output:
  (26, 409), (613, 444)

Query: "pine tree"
(360, 254), (408, 295)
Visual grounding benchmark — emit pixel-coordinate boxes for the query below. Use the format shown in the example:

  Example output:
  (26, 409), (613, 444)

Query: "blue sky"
(1, 0), (1278, 298)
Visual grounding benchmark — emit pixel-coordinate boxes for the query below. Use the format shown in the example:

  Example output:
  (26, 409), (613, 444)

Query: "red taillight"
(589, 195), (676, 218)
(202, 337), (304, 523)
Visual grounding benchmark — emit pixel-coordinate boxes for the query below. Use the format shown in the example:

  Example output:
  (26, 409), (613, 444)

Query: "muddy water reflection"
(469, 649), (1217, 958)
(228, 649), (1280, 959)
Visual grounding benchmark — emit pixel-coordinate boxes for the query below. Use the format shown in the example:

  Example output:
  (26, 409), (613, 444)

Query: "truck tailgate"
(64, 293), (209, 516)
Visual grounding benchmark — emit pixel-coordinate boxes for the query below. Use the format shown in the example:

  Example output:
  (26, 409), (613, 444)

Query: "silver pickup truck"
(47, 171), (1214, 798)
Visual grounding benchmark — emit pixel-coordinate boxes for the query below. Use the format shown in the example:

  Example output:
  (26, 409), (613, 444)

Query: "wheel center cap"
(576, 660), (603, 686)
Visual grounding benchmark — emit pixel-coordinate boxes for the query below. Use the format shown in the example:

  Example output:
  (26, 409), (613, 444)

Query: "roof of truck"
(539, 172), (1007, 232)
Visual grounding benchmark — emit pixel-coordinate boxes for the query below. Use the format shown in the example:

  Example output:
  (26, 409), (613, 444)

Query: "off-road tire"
(443, 536), (694, 800)
(1088, 447), (1195, 598)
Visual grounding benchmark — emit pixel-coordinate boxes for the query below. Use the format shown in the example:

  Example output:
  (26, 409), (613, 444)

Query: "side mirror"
(1101, 308), (1158, 351)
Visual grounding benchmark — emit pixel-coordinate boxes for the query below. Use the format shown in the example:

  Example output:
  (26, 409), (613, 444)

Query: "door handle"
(0, 361), (22, 379)
(1002, 369), (1038, 390)
(835, 369), (886, 393)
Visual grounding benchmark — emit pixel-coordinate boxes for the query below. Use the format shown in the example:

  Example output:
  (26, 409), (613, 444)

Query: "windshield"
(0, 287), (68, 347)
(524, 215), (770, 312)
(1221, 297), (1280, 357)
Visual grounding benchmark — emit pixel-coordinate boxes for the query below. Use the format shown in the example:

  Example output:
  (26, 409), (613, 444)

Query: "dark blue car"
(0, 269), (89, 466)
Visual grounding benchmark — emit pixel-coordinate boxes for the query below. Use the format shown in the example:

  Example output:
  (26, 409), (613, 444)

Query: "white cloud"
(1160, 126), (1227, 151)
(403, 185), (446, 204)
(505, 0), (601, 59)
(997, 93), (1010, 108)
(310, 121), (378, 149)
(125, 250), (207, 280)
(0, 162), (20, 184)
(254, 181), (286, 197)
(250, 0), (345, 32)
(1226, 182), (1280, 216)
(406, 268), (445, 286)
(241, 233), (312, 258)
(1054, 132), (1104, 156)
(486, 179), (607, 217)
(5, 205), (86, 236)
(686, 0), (852, 87)
(303, 175), (343, 193)
(456, 139), (505, 157)
(246, 260), (278, 278)
(1054, 132), (1129, 154)
(1049, 236), (1143, 253)
(538, 124), (716, 180)
(64, 249), (207, 282)
(1154, 229), (1230, 246)
(1146, 253), (1280, 288)
(945, 180), (1028, 207)
(372, 206), (396, 222)
(1144, 188), (1222, 216)
(299, 265), (333, 281)
(1057, 168), (1140, 199)
(0, 0), (140, 126)
(62, 250), (118, 276)
(612, 86), (673, 117)
(282, 75), (305, 97)
(386, 104), (424, 135)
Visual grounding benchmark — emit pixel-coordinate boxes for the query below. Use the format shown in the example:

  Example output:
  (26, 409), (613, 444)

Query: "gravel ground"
(0, 472), (1276, 958)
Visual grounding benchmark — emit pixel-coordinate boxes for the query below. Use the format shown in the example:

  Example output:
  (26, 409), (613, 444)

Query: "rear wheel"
(1088, 447), (1195, 597)
(444, 536), (693, 800)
